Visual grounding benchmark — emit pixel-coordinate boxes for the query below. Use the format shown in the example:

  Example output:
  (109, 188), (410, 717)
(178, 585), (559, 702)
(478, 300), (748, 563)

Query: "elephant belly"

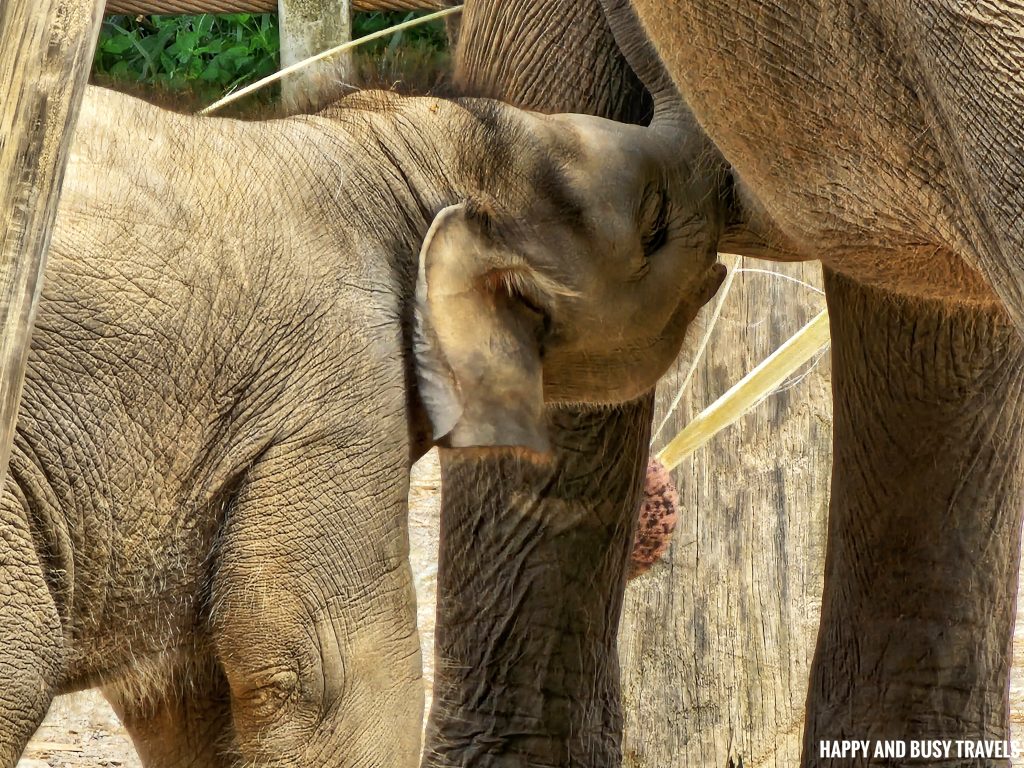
(56, 499), (222, 693)
(635, 0), (972, 264)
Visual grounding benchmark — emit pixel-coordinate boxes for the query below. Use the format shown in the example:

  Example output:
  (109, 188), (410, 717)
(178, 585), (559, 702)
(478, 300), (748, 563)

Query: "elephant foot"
(803, 270), (1024, 766)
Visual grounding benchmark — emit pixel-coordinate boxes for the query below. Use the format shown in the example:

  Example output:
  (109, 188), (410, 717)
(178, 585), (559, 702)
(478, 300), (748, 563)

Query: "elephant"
(605, 2), (1024, 764)
(0, 81), (728, 768)
(421, 1), (1024, 767)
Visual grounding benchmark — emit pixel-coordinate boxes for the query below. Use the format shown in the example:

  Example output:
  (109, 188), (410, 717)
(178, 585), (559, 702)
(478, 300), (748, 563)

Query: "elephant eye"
(641, 189), (670, 257)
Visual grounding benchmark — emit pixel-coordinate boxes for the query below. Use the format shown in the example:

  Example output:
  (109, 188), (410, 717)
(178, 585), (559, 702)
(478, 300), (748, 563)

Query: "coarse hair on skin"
(100, 642), (219, 717)
(315, 90), (589, 251)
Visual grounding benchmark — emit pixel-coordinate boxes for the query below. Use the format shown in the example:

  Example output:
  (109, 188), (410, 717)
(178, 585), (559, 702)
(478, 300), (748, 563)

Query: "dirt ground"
(17, 451), (1024, 766)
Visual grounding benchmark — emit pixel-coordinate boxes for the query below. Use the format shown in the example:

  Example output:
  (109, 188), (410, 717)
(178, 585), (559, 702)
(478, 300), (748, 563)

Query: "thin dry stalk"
(652, 254), (740, 443)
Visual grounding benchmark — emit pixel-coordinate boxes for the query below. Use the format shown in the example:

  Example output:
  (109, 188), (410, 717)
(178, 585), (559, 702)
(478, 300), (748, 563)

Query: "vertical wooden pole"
(0, 0), (106, 493)
(618, 260), (833, 767)
(278, 0), (352, 113)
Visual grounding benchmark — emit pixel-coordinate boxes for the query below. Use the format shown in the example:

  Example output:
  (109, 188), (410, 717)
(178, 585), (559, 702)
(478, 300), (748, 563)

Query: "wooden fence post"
(278, 0), (352, 112)
(619, 260), (833, 767)
(0, 0), (106, 493)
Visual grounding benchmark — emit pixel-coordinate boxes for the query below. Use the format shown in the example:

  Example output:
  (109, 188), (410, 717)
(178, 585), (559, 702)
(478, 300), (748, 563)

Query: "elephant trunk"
(422, 401), (653, 768)
(598, 0), (687, 132)
(599, 0), (728, 215)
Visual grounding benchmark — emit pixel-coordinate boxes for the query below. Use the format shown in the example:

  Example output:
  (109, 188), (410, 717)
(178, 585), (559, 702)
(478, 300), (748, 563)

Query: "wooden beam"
(277, 0), (351, 113)
(105, 0), (448, 12)
(0, 1), (106, 491)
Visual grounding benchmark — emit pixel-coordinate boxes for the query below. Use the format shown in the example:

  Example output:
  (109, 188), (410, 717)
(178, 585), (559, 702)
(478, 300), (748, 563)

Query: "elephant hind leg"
(0, 499), (65, 768)
(103, 654), (237, 768)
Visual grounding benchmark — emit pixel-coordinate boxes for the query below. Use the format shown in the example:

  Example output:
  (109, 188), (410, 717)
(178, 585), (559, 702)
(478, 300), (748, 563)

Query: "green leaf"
(109, 59), (133, 79)
(101, 35), (134, 55)
(196, 14), (214, 37)
(199, 63), (221, 82)
(196, 38), (225, 55)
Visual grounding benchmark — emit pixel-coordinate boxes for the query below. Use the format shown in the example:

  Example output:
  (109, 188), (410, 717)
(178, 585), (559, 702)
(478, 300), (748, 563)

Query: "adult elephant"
(603, 1), (1024, 764)
(429, 1), (1024, 767)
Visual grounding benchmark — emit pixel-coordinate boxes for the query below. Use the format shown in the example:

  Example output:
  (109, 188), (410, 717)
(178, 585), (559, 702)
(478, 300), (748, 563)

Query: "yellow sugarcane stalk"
(657, 309), (831, 471)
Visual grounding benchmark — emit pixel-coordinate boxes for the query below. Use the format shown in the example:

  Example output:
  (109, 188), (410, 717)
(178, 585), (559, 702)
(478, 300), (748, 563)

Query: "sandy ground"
(17, 451), (1024, 766)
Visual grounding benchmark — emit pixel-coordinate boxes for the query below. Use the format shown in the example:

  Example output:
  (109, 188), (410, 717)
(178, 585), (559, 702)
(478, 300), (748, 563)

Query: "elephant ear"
(414, 203), (552, 455)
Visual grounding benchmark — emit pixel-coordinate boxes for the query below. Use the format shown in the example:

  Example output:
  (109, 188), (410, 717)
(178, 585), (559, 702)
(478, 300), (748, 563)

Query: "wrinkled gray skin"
(0, 84), (726, 768)
(425, 1), (1024, 766)
(614, 3), (1024, 765)
(613, 2), (1024, 765)
(423, 4), (661, 766)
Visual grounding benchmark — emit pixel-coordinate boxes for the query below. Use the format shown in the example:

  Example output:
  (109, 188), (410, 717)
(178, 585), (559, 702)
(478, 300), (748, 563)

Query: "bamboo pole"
(0, 0), (105, 492)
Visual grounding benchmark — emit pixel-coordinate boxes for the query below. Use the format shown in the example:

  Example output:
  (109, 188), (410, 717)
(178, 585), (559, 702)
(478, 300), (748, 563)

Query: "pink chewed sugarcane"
(629, 458), (679, 578)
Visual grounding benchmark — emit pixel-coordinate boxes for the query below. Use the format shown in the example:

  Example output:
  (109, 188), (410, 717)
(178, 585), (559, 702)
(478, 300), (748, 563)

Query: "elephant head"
(413, 100), (727, 454)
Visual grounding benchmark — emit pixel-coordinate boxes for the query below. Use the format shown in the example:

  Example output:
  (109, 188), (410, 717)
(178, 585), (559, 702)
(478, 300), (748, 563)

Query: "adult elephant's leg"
(425, 400), (652, 766)
(423, 3), (652, 766)
(804, 269), (1024, 766)
(104, 660), (236, 768)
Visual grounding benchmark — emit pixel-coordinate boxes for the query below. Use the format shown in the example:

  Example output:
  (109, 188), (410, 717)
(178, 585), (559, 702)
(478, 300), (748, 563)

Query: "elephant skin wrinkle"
(0, 82), (725, 767)
(417, 0), (1024, 766)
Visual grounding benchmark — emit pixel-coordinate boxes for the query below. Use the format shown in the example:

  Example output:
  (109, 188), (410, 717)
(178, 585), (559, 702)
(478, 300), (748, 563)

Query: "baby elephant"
(0, 86), (723, 767)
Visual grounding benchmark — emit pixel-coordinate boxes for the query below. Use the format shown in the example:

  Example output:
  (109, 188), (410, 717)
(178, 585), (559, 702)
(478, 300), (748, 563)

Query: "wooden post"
(278, 0), (352, 113)
(618, 260), (833, 767)
(0, 0), (106, 493)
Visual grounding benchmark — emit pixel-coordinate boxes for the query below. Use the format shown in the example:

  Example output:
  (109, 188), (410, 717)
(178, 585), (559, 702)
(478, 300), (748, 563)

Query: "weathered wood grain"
(278, 0), (352, 113)
(0, 0), (105, 493)
(620, 259), (832, 767)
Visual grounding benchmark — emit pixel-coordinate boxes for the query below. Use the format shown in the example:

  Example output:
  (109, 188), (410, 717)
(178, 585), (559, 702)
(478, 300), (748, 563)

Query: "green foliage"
(353, 12), (450, 92)
(92, 11), (449, 102)
(93, 14), (280, 100)
(354, 11), (449, 54)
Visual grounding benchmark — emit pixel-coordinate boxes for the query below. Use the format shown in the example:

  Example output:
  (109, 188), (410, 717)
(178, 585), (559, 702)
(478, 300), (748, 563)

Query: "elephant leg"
(0, 493), (64, 768)
(103, 657), (236, 768)
(423, 3), (653, 766)
(803, 269), (1024, 766)
(210, 438), (422, 767)
(423, 398), (652, 767)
